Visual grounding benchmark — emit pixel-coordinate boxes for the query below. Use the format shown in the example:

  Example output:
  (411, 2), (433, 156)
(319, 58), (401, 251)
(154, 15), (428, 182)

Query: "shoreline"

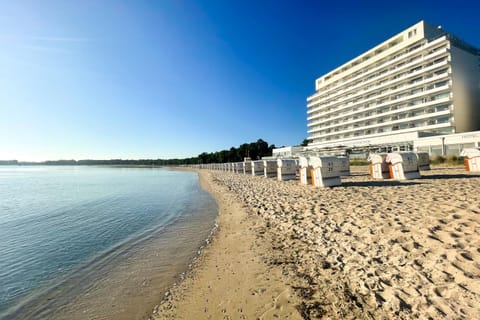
(153, 166), (480, 319)
(153, 169), (301, 319)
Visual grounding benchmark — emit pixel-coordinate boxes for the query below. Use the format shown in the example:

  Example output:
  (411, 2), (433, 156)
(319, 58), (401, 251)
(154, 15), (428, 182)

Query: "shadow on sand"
(419, 173), (479, 180)
(339, 180), (420, 188)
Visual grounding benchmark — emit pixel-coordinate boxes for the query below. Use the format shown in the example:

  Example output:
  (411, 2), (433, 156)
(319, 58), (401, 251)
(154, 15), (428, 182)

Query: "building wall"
(450, 45), (480, 132)
(414, 130), (480, 156)
(272, 146), (304, 158)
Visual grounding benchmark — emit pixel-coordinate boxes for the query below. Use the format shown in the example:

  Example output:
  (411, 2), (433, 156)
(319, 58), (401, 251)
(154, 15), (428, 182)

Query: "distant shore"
(153, 165), (480, 319)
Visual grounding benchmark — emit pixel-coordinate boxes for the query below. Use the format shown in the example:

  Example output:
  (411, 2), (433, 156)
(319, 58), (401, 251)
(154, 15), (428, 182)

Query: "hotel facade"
(306, 21), (480, 153)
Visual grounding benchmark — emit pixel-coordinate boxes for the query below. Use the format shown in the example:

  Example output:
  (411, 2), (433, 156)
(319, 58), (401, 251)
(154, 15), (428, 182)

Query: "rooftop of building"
(310, 20), (479, 95)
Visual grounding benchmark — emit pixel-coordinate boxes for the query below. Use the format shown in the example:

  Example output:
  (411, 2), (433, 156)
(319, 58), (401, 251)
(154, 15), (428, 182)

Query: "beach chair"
(251, 160), (264, 176)
(298, 156), (312, 185)
(338, 156), (351, 176)
(385, 152), (421, 180)
(415, 152), (431, 170)
(276, 159), (298, 181)
(460, 148), (480, 172)
(243, 161), (252, 175)
(368, 154), (390, 179)
(263, 160), (277, 178)
(308, 156), (342, 187)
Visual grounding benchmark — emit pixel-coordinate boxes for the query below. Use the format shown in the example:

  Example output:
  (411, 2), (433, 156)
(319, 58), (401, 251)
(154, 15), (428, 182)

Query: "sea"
(0, 166), (218, 320)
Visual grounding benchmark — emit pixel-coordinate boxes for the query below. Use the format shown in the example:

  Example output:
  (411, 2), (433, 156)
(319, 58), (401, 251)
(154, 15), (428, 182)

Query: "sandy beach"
(154, 166), (480, 319)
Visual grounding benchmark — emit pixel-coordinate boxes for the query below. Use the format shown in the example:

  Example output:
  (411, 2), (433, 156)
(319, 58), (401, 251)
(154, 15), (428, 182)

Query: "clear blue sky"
(0, 0), (479, 161)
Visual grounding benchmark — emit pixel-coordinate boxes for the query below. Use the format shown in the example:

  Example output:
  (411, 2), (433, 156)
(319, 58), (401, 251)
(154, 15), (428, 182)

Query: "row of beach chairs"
(192, 157), (349, 187)
(189, 149), (479, 187)
(187, 149), (471, 187)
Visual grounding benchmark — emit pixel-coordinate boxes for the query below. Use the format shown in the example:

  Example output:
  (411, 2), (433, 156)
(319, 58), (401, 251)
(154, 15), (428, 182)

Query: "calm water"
(0, 166), (218, 319)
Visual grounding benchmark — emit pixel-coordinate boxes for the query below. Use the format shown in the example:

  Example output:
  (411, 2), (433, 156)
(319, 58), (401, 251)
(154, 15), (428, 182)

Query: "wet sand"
(154, 166), (480, 319)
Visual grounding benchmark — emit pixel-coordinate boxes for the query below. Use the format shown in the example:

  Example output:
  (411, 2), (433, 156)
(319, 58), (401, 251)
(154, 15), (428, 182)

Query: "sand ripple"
(155, 166), (479, 319)
(210, 166), (480, 319)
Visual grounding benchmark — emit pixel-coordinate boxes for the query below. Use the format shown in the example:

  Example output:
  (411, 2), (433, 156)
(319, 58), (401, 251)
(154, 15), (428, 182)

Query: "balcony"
(308, 73), (450, 124)
(308, 121), (452, 145)
(308, 94), (451, 135)
(308, 108), (451, 140)
(308, 62), (450, 125)
(307, 50), (450, 113)
(307, 36), (449, 103)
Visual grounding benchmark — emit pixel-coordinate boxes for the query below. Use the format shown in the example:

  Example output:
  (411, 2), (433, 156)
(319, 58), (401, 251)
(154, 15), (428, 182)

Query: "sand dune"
(154, 166), (480, 319)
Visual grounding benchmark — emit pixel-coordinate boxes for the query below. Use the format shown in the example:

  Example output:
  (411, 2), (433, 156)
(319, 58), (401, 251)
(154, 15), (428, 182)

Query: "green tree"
(301, 138), (312, 146)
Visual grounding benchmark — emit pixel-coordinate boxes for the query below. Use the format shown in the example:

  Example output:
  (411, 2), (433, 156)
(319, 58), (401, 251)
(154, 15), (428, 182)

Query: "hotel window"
(434, 57), (446, 64)
(411, 77), (422, 84)
(410, 66), (422, 73)
(413, 110), (425, 116)
(434, 80), (448, 88)
(436, 105), (449, 112)
(412, 88), (423, 95)
(433, 92), (449, 100)
(408, 44), (421, 53)
(434, 68), (448, 76)
(437, 117), (450, 124)
(408, 29), (417, 39)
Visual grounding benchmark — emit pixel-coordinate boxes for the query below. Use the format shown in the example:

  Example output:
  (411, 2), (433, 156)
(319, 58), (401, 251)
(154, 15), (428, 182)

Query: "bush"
(349, 159), (370, 166)
(430, 155), (465, 166)
(430, 155), (446, 164)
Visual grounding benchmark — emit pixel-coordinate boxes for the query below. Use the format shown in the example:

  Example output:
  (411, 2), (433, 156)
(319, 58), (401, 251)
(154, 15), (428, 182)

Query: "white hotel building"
(306, 21), (480, 154)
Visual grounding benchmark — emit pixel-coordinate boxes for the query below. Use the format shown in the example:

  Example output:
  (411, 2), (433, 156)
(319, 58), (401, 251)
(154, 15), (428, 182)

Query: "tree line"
(0, 139), (276, 166)
(197, 138), (275, 164)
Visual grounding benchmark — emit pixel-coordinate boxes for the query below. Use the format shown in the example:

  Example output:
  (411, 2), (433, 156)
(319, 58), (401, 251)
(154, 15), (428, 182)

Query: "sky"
(0, 0), (479, 161)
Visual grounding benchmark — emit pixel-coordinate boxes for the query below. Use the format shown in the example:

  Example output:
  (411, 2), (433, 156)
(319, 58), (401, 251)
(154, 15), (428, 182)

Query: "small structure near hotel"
(308, 156), (342, 187)
(263, 160), (277, 178)
(368, 154), (390, 179)
(277, 159), (297, 181)
(251, 160), (265, 176)
(298, 156), (312, 185)
(415, 152), (431, 170)
(385, 152), (421, 180)
(461, 148), (480, 172)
